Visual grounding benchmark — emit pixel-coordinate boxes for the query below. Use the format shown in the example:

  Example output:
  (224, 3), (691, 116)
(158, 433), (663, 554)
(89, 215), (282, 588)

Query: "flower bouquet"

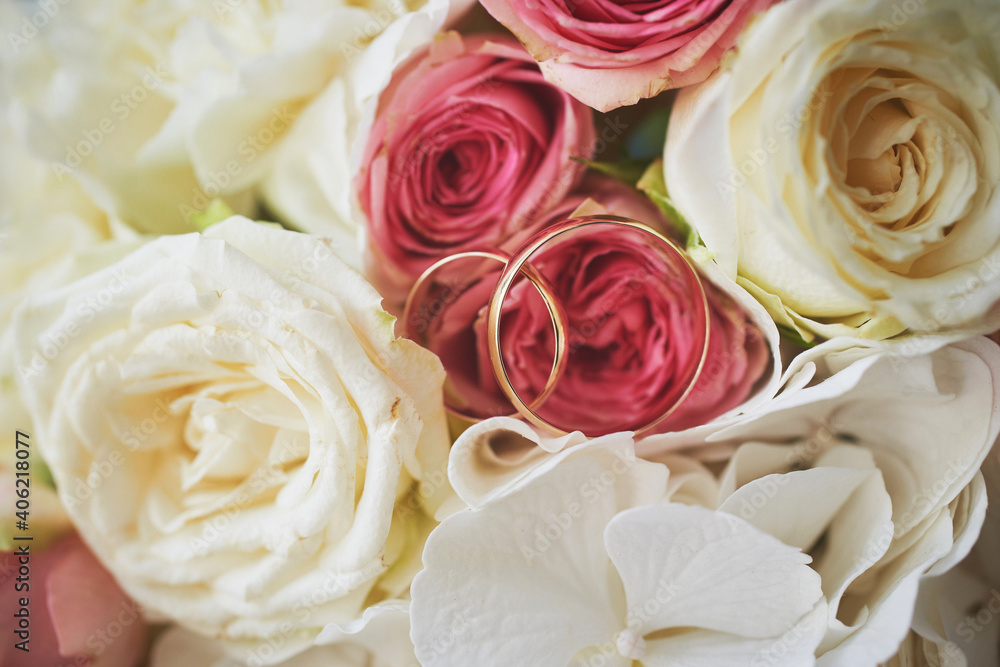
(1, 0), (999, 665)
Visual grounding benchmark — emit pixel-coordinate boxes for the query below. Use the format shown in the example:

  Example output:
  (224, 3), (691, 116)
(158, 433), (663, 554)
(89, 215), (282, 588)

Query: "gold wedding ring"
(486, 216), (711, 436)
(402, 249), (569, 422)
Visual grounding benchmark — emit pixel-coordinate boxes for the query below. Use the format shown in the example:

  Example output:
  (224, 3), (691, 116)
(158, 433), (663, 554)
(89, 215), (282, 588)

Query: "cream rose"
(0, 115), (144, 550)
(1, 0), (469, 251)
(664, 0), (1000, 341)
(13, 219), (451, 664)
(151, 603), (417, 667)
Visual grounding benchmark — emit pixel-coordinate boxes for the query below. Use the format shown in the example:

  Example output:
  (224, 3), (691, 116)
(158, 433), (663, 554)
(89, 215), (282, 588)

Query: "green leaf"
(636, 160), (711, 259)
(190, 198), (237, 231)
(624, 108), (672, 161)
(571, 157), (649, 187)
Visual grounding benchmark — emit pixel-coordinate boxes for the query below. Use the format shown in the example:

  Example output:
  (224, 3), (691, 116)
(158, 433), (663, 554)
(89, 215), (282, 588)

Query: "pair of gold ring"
(401, 215), (711, 437)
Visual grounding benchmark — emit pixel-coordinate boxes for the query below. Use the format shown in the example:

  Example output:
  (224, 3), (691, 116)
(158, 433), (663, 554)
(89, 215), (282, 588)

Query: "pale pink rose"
(357, 32), (595, 305)
(480, 0), (776, 111)
(410, 176), (769, 434)
(1, 535), (146, 667)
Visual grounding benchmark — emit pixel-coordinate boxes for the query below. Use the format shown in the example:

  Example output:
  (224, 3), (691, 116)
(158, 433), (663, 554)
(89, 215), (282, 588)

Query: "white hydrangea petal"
(718, 467), (881, 552)
(315, 600), (416, 666)
(644, 602), (826, 667)
(411, 456), (635, 667)
(446, 418), (672, 513)
(605, 504), (824, 639)
(925, 472), (987, 577)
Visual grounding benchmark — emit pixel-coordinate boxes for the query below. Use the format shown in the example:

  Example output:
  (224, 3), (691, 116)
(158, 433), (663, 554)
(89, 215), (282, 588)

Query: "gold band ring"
(486, 216), (711, 437)
(402, 249), (570, 422)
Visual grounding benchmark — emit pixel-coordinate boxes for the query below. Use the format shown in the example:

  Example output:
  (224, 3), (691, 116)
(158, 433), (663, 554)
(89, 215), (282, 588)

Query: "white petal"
(718, 466), (881, 552)
(316, 600), (416, 666)
(605, 504), (823, 639)
(446, 416), (588, 508)
(411, 451), (667, 666)
(643, 602), (827, 667)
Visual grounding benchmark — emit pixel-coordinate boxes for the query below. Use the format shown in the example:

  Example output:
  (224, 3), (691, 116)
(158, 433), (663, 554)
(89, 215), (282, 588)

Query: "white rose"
(0, 115), (143, 549)
(411, 421), (827, 666)
(1, 0), (470, 252)
(664, 0), (1000, 341)
(13, 218), (451, 664)
(152, 602), (418, 667)
(666, 336), (1000, 665)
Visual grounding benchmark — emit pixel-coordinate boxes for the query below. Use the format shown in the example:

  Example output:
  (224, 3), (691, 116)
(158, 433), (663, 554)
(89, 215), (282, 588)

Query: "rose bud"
(357, 32), (596, 306)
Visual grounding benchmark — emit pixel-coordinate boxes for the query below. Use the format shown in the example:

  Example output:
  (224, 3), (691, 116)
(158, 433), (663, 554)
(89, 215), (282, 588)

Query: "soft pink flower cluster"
(361, 33), (772, 433)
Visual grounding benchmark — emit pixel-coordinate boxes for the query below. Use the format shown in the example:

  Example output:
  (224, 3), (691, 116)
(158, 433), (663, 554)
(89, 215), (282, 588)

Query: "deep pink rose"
(479, 0), (776, 111)
(410, 177), (770, 434)
(357, 32), (595, 305)
(1, 535), (146, 667)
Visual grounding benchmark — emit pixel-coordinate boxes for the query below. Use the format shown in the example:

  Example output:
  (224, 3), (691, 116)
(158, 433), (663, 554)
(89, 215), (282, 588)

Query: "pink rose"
(480, 0), (776, 111)
(409, 178), (770, 434)
(1, 535), (146, 667)
(357, 32), (595, 305)
(653, 277), (770, 432)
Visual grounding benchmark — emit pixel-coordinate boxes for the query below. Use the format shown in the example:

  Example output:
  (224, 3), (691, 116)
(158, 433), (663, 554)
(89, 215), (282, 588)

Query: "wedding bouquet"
(1, 0), (999, 665)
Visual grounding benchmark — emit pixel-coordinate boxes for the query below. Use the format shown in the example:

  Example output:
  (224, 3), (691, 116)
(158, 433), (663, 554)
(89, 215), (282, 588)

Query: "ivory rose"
(151, 604), (417, 667)
(356, 32), (596, 304)
(13, 219), (451, 664)
(1, 0), (469, 242)
(0, 115), (144, 553)
(664, 0), (1000, 341)
(479, 0), (776, 111)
